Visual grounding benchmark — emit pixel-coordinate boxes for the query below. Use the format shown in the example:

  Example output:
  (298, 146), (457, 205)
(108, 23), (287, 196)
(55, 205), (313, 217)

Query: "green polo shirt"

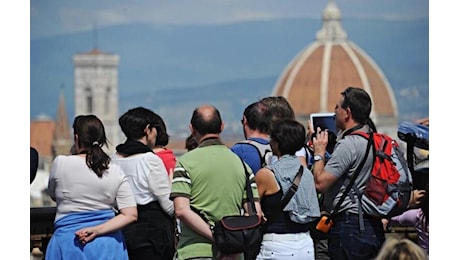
(171, 138), (258, 259)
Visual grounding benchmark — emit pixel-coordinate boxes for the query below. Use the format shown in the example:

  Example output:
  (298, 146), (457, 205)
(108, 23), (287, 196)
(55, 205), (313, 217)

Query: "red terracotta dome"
(272, 0), (398, 135)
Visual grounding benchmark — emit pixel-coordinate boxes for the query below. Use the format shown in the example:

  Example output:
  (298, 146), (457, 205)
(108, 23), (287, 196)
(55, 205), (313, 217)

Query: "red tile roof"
(30, 119), (56, 158)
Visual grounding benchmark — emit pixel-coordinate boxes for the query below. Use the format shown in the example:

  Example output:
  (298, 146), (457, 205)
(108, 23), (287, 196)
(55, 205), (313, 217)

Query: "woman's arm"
(75, 167), (138, 244)
(254, 167), (279, 199)
(75, 206), (138, 244)
(391, 208), (419, 226)
(47, 156), (61, 201)
(243, 201), (264, 220)
(147, 154), (175, 216)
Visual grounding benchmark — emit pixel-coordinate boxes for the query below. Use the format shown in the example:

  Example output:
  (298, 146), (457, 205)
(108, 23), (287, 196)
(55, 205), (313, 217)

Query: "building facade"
(73, 49), (121, 153)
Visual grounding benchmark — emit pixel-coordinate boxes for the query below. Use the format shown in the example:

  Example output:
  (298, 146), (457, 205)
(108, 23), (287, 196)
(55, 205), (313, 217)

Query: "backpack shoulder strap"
(331, 132), (373, 215)
(349, 130), (370, 139)
(236, 140), (271, 167)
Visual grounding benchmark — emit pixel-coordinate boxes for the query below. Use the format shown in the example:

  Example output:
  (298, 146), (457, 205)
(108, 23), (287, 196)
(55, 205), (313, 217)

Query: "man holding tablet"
(310, 87), (385, 259)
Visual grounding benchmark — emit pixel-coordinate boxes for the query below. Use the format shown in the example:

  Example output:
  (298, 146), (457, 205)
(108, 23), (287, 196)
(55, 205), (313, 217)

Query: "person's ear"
(345, 107), (352, 120)
(219, 122), (225, 133)
(74, 134), (79, 144)
(74, 134), (81, 152)
(144, 124), (151, 135)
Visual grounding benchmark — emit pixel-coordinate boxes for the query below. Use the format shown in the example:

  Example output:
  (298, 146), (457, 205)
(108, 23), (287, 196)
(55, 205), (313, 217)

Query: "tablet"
(310, 113), (337, 135)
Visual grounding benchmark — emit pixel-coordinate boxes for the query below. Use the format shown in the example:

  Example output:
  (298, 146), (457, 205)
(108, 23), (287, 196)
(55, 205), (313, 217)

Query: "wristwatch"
(314, 154), (324, 162)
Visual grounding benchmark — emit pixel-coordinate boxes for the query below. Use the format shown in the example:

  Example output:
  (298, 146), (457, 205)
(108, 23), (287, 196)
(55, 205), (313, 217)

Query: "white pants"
(256, 232), (315, 260)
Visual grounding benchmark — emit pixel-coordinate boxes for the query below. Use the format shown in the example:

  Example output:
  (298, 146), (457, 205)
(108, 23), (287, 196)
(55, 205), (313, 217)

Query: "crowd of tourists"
(36, 86), (429, 260)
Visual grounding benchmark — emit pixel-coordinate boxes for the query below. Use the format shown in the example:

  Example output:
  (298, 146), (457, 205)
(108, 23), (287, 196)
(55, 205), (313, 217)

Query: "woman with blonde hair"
(375, 238), (427, 260)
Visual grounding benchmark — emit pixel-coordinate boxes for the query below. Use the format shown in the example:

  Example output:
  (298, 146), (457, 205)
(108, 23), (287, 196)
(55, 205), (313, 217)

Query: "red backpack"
(352, 131), (413, 218)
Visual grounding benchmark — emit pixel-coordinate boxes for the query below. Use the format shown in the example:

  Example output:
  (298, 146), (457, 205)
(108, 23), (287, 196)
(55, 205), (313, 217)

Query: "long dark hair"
(73, 115), (110, 177)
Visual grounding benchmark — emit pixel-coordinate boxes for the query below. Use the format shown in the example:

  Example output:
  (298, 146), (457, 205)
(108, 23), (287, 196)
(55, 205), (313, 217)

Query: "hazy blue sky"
(30, 0), (429, 40)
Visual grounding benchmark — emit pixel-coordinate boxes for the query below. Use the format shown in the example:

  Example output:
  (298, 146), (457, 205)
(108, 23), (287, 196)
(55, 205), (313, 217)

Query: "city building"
(31, 46), (122, 206)
(73, 48), (122, 153)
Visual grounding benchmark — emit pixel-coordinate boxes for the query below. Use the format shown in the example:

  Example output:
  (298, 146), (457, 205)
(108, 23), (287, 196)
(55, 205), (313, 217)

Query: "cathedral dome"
(322, 0), (341, 21)
(272, 0), (398, 135)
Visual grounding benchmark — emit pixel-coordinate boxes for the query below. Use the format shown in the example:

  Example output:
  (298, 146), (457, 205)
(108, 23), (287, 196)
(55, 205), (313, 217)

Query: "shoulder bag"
(212, 158), (263, 254)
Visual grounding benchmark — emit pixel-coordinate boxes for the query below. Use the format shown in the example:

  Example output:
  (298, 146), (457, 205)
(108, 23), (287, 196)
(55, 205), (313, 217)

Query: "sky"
(30, 0), (429, 40)
(4, 0), (455, 257)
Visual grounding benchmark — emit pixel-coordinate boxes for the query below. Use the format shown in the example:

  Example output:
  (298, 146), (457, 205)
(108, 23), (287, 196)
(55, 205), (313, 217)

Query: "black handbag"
(212, 158), (263, 254)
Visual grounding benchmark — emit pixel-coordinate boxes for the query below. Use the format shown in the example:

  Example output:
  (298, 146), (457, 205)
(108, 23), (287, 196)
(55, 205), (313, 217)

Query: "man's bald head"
(190, 104), (223, 135)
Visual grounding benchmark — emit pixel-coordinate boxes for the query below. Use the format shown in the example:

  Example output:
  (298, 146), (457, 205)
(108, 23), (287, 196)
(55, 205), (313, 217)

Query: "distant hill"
(30, 17), (428, 137)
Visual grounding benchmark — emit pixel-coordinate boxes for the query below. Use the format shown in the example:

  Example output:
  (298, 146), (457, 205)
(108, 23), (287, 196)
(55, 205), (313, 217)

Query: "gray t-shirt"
(323, 128), (373, 214)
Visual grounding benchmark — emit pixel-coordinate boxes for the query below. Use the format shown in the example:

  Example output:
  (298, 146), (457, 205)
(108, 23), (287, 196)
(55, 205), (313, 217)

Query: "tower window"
(85, 87), (93, 113)
(105, 86), (111, 113)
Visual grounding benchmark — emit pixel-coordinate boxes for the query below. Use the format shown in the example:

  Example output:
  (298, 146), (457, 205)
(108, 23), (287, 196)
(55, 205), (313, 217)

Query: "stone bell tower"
(73, 48), (121, 154)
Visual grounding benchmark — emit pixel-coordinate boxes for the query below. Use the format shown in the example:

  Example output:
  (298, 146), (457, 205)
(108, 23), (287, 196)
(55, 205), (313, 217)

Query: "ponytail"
(73, 115), (111, 177)
(85, 141), (110, 177)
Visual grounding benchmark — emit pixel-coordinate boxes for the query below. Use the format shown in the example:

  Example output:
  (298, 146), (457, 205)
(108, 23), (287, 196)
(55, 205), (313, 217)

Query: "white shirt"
(47, 155), (136, 221)
(111, 152), (174, 216)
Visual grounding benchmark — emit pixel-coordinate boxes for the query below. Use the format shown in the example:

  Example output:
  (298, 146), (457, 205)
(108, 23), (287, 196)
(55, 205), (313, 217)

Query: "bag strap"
(240, 157), (257, 216)
(264, 166), (303, 227)
(329, 131), (373, 216)
(280, 166), (303, 209)
(321, 132), (372, 231)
